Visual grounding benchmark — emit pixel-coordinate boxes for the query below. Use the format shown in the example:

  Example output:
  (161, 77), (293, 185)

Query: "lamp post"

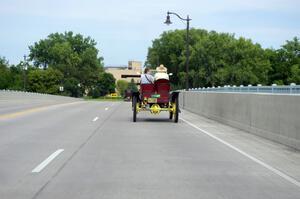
(164, 11), (191, 90)
(23, 55), (28, 91)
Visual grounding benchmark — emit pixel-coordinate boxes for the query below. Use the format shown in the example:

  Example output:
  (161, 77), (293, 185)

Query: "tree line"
(1, 29), (299, 96)
(0, 32), (116, 97)
(145, 29), (300, 89)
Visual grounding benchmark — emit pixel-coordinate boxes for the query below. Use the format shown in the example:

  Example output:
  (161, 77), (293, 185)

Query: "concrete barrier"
(0, 90), (81, 102)
(180, 91), (300, 150)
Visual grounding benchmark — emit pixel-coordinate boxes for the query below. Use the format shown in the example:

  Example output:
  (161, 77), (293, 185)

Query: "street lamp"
(23, 55), (28, 91)
(164, 11), (191, 90)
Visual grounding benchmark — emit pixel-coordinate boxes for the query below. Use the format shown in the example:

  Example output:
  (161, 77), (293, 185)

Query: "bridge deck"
(0, 100), (299, 198)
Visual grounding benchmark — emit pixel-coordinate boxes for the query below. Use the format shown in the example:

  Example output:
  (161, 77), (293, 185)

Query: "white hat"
(156, 64), (167, 73)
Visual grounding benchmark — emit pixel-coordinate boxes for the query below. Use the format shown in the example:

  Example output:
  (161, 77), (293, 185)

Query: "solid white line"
(105, 107), (109, 111)
(32, 149), (64, 173)
(180, 118), (300, 188)
(92, 117), (99, 122)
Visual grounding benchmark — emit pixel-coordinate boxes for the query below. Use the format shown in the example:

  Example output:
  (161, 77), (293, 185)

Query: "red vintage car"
(131, 78), (179, 123)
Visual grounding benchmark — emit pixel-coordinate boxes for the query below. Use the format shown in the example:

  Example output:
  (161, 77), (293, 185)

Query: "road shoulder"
(181, 109), (300, 182)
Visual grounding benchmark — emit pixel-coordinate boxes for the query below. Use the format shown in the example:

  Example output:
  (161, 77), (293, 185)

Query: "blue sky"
(0, 0), (299, 66)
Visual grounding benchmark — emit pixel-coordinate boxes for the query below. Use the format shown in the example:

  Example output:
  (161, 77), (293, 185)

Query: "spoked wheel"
(173, 97), (179, 123)
(132, 96), (137, 122)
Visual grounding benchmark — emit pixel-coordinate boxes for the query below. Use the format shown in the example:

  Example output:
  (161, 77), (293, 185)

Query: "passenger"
(140, 67), (154, 84)
(154, 64), (169, 81)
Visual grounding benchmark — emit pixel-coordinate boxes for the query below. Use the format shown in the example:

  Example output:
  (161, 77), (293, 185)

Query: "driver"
(140, 67), (154, 84)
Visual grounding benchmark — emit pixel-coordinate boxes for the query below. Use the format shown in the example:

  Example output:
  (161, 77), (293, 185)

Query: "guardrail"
(187, 84), (300, 94)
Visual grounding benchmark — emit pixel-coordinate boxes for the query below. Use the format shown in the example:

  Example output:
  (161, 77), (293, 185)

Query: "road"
(0, 99), (300, 199)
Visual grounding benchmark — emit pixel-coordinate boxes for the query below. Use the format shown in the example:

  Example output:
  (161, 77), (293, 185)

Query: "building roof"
(105, 65), (127, 69)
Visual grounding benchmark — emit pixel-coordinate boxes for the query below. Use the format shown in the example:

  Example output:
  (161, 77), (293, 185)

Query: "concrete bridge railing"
(0, 90), (81, 102)
(179, 91), (300, 150)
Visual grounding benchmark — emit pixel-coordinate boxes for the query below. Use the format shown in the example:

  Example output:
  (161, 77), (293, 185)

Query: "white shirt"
(140, 74), (154, 84)
(154, 72), (169, 81)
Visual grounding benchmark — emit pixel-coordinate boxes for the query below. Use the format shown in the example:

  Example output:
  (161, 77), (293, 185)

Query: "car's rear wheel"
(173, 97), (179, 123)
(169, 112), (173, 120)
(133, 96), (137, 122)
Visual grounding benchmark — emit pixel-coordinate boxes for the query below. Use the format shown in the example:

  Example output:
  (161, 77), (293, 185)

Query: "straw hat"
(156, 64), (167, 73)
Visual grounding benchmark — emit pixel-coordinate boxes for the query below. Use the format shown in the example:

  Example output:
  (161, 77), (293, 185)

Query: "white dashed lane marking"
(32, 149), (64, 173)
(92, 117), (99, 122)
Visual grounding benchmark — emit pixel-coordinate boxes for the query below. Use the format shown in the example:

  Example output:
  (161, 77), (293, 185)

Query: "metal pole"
(165, 12), (191, 90)
(186, 15), (190, 91)
(23, 55), (26, 91)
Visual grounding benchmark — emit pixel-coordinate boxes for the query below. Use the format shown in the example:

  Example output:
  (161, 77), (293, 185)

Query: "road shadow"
(134, 117), (175, 123)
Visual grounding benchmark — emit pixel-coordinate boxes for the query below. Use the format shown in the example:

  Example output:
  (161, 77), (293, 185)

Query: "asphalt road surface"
(0, 99), (300, 199)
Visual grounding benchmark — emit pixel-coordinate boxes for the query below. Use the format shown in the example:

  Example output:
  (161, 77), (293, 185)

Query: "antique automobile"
(131, 77), (180, 123)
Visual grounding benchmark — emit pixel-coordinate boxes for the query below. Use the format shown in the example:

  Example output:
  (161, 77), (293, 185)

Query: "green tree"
(116, 80), (128, 97)
(288, 65), (300, 84)
(27, 68), (63, 94)
(89, 72), (116, 98)
(0, 57), (11, 89)
(98, 72), (116, 96)
(8, 65), (22, 90)
(28, 31), (104, 96)
(63, 77), (82, 97)
(0, 58), (25, 90)
(268, 37), (300, 84)
(146, 29), (272, 88)
(127, 78), (138, 92)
